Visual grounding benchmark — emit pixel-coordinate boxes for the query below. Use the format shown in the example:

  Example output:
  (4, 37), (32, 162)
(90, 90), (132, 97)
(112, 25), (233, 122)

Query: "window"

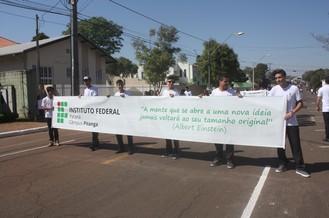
(39, 67), (53, 84)
(96, 71), (102, 82)
(179, 69), (182, 77)
(184, 69), (187, 77)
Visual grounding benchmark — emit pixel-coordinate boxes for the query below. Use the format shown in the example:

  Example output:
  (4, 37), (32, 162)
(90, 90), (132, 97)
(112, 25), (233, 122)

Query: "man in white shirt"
(41, 86), (59, 146)
(161, 76), (180, 160)
(113, 79), (135, 154)
(184, 86), (192, 96)
(269, 69), (310, 178)
(317, 76), (329, 142)
(82, 76), (99, 151)
(209, 74), (237, 169)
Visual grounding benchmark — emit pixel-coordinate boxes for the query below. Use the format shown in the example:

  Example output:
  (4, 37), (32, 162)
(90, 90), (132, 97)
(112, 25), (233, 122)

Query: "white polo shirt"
(269, 84), (301, 126)
(41, 96), (54, 118)
(162, 89), (179, 97)
(210, 87), (236, 96)
(317, 84), (329, 112)
(83, 85), (98, 96)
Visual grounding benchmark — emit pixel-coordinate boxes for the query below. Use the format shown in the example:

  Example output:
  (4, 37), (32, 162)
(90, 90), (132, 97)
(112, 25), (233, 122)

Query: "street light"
(207, 32), (245, 89)
(252, 54), (271, 90)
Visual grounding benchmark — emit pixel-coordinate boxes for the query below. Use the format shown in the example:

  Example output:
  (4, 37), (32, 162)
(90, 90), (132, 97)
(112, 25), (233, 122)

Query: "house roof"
(0, 34), (116, 63)
(0, 35), (67, 56)
(0, 36), (17, 47)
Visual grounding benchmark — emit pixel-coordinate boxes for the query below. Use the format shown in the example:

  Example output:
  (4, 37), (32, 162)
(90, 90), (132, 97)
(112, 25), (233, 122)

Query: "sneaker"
(296, 169), (311, 178)
(171, 155), (178, 160)
(48, 141), (54, 147)
(209, 159), (221, 167)
(226, 161), (235, 169)
(54, 141), (60, 146)
(275, 164), (287, 173)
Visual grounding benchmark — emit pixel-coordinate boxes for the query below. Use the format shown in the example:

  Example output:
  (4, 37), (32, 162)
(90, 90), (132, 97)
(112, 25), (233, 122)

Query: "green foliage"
(302, 69), (329, 90)
(196, 39), (246, 87)
(132, 25), (180, 89)
(107, 57), (138, 77)
(31, 32), (49, 41)
(0, 112), (17, 123)
(63, 16), (123, 55)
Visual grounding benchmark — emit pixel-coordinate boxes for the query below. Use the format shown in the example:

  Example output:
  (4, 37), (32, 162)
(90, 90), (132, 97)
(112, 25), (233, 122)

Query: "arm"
(316, 96), (322, 112)
(285, 100), (303, 120)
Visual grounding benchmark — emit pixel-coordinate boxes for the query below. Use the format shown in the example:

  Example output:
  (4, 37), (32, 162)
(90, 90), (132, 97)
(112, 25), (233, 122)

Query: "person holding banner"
(161, 76), (180, 160)
(269, 69), (310, 178)
(82, 76), (99, 151)
(316, 76), (329, 142)
(113, 79), (135, 155)
(209, 74), (238, 169)
(41, 86), (60, 146)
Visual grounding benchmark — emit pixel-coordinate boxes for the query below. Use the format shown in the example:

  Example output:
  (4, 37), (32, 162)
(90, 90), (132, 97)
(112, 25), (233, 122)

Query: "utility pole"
(35, 14), (40, 84)
(70, 0), (79, 96)
(207, 44), (211, 89)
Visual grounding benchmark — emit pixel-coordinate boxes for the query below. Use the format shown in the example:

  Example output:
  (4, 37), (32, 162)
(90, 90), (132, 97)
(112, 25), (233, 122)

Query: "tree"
(177, 53), (188, 63)
(107, 57), (138, 78)
(63, 16), (123, 55)
(302, 68), (329, 90)
(132, 25), (180, 90)
(31, 32), (49, 41)
(313, 33), (329, 51)
(196, 39), (246, 87)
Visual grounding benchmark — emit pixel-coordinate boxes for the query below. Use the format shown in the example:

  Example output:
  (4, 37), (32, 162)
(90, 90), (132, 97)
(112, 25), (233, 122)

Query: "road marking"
(241, 166), (271, 218)
(314, 129), (324, 132)
(319, 145), (329, 148)
(0, 139), (75, 158)
(102, 155), (127, 165)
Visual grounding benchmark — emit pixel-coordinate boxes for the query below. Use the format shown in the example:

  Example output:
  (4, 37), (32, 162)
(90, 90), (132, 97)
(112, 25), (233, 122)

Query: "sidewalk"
(0, 121), (47, 138)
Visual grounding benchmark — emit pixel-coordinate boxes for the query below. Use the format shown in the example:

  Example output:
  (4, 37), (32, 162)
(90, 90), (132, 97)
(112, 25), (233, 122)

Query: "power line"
(107, 0), (207, 42)
(0, 0), (198, 58)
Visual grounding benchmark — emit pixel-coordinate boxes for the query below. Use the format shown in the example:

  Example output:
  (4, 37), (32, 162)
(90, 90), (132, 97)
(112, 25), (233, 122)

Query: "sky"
(1, 0), (329, 76)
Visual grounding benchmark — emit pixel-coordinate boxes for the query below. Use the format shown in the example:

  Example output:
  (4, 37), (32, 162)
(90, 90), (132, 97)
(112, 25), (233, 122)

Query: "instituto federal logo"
(56, 101), (68, 123)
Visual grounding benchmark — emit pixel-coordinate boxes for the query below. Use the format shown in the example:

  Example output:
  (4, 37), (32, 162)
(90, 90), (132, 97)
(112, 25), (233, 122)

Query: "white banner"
(241, 90), (269, 97)
(53, 96), (286, 148)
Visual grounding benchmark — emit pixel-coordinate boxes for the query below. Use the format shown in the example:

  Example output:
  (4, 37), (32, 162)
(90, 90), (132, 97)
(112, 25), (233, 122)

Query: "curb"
(0, 126), (48, 138)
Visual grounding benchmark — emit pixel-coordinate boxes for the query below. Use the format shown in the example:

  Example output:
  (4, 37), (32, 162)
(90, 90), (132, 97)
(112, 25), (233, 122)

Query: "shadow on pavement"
(307, 162), (329, 173)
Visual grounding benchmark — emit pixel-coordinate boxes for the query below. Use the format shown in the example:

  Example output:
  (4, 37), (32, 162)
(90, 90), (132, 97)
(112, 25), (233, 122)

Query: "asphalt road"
(0, 91), (328, 218)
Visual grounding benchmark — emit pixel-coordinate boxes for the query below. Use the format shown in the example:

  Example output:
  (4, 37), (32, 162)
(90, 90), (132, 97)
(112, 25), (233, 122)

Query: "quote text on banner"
(53, 96), (286, 148)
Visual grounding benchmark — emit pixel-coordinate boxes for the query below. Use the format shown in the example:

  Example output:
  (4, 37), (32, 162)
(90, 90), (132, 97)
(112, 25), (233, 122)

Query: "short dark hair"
(46, 86), (54, 92)
(325, 76), (329, 84)
(116, 79), (124, 85)
(166, 75), (176, 82)
(272, 69), (286, 77)
(218, 73), (230, 81)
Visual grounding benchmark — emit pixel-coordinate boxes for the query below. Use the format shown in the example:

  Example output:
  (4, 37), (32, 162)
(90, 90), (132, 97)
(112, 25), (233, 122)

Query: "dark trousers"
(92, 132), (99, 145)
(46, 118), (59, 142)
(116, 135), (133, 151)
(165, 139), (179, 154)
(214, 144), (234, 162)
(323, 112), (329, 139)
(277, 126), (305, 169)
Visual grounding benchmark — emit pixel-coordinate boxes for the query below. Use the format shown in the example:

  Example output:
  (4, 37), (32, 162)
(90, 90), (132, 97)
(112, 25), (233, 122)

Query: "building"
(0, 36), (17, 47)
(137, 61), (202, 85)
(0, 34), (114, 119)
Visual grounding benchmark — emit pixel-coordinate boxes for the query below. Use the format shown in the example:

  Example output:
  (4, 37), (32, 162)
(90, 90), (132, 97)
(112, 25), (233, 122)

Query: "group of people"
(41, 68), (315, 178)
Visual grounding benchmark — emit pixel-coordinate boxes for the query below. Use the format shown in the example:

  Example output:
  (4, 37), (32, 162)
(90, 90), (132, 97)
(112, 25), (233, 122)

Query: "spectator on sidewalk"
(36, 84), (47, 122)
(41, 86), (59, 146)
(316, 76), (329, 142)
(269, 69), (310, 178)
(81, 76), (99, 151)
(113, 79), (135, 155)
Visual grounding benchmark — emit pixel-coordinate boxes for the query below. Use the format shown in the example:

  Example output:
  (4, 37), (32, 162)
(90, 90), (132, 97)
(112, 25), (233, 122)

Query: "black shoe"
(128, 150), (134, 155)
(296, 168), (310, 178)
(90, 145), (96, 151)
(209, 159), (222, 167)
(275, 164), (287, 173)
(226, 161), (235, 169)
